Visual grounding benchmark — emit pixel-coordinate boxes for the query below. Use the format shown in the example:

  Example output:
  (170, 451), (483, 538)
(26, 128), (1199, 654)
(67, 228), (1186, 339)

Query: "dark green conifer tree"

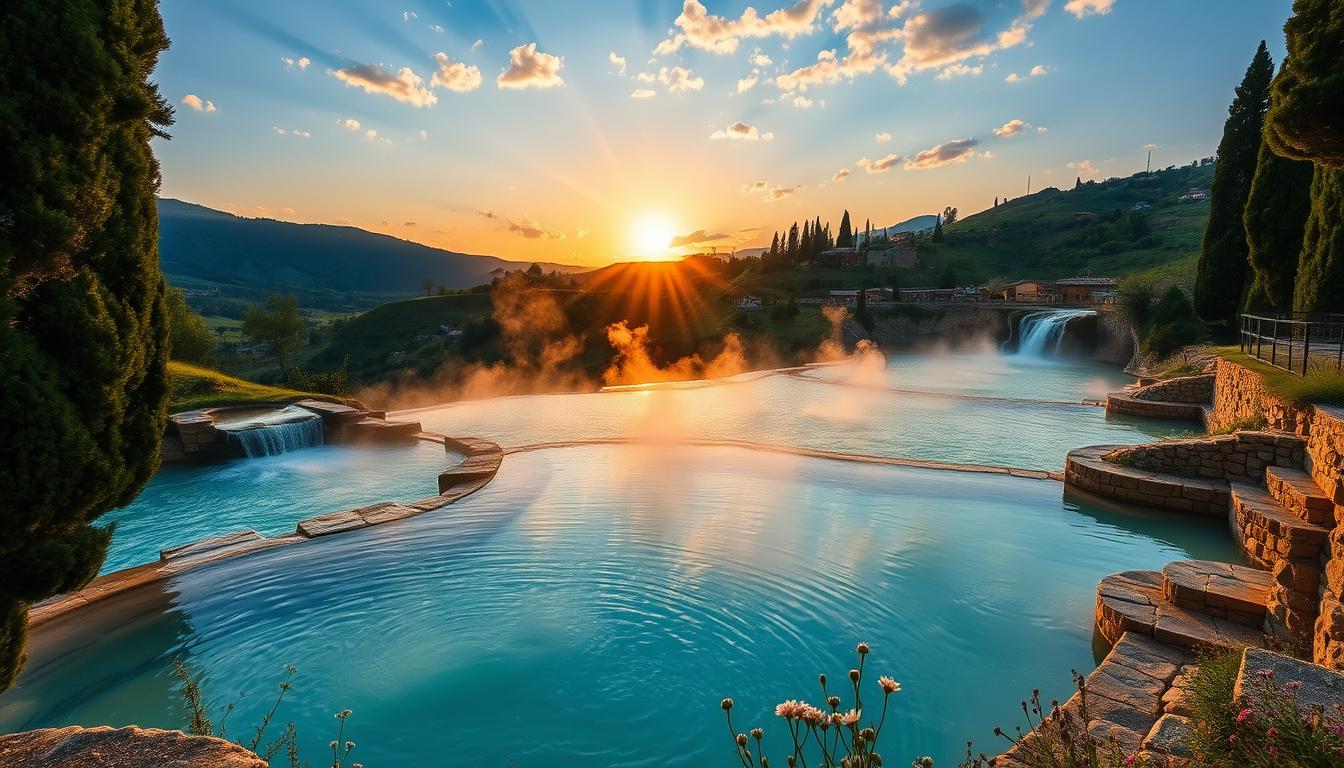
(800, 220), (812, 265)
(1194, 41), (1274, 323)
(1243, 135), (1314, 310)
(1264, 0), (1344, 312)
(786, 222), (800, 266)
(837, 210), (853, 248)
(932, 216), (944, 243)
(0, 0), (173, 691)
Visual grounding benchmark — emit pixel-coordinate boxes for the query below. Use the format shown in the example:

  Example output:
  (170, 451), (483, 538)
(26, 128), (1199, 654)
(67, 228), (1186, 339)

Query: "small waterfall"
(1013, 309), (1096, 358)
(216, 406), (325, 458)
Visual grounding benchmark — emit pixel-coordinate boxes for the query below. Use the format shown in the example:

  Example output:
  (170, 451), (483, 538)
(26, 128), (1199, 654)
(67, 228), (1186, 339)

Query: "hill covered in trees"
(931, 162), (1217, 286)
(158, 198), (582, 312)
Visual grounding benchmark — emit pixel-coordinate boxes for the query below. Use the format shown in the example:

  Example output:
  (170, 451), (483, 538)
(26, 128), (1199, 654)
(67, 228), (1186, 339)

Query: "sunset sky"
(155, 0), (1292, 267)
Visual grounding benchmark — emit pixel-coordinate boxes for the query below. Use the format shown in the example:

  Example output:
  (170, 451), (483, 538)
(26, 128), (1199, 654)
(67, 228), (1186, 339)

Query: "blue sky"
(153, 0), (1294, 265)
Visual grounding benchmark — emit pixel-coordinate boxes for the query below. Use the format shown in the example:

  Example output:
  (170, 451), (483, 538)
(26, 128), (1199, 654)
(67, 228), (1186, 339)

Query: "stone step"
(1229, 482), (1332, 567)
(1096, 570), (1265, 653)
(1264, 465), (1336, 525)
(1160, 560), (1270, 627)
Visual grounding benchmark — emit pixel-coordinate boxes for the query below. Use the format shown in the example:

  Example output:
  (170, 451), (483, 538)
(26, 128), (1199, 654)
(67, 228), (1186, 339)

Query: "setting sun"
(631, 213), (677, 260)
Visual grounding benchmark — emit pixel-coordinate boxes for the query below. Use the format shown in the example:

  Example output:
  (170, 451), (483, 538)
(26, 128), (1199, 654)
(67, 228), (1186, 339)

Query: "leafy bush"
(286, 357), (349, 396)
(1188, 649), (1344, 767)
(1142, 286), (1203, 358)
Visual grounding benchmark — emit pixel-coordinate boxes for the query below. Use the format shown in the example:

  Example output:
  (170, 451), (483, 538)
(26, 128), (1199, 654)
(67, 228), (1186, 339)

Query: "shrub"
(1188, 649), (1344, 767)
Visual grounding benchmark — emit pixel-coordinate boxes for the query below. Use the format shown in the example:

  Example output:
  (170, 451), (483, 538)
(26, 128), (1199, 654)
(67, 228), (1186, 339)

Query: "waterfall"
(216, 406), (325, 458)
(1013, 309), (1096, 358)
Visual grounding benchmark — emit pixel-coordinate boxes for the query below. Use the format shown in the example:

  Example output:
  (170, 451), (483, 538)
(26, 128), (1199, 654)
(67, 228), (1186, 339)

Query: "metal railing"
(1240, 313), (1344, 376)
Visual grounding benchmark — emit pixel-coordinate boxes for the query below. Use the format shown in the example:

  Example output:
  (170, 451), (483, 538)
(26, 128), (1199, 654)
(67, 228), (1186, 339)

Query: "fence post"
(1302, 322), (1311, 376)
(1288, 321), (1295, 373)
(1271, 318), (1278, 367)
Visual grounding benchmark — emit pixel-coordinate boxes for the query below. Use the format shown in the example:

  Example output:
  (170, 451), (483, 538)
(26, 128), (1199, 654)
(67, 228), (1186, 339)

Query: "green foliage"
(1244, 136), (1314, 310)
(1115, 279), (1159, 330)
(167, 361), (336, 411)
(285, 357), (349, 397)
(1213, 348), (1344, 405)
(1293, 165), (1344, 312)
(1264, 0), (1344, 168)
(242, 293), (308, 374)
(931, 216), (945, 243)
(938, 263), (957, 289)
(1195, 42), (1274, 323)
(166, 286), (217, 363)
(0, 0), (172, 692)
(1188, 648), (1344, 767)
(1144, 285), (1204, 358)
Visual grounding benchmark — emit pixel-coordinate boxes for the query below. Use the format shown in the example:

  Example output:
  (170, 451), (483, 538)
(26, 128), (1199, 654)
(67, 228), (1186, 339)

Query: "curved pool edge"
(26, 431), (504, 632)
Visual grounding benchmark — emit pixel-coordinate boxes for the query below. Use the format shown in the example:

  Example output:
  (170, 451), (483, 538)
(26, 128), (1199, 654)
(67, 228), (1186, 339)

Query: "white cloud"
(857, 153), (902, 173)
(743, 180), (769, 193)
(418, 129), (428, 140)
(993, 118), (1030, 137)
(874, 131), (892, 142)
(711, 121), (774, 141)
(1064, 0), (1115, 18)
(906, 138), (979, 169)
(1007, 64), (1050, 82)
(609, 52), (627, 75)
(180, 94), (216, 112)
(1067, 159), (1099, 178)
(737, 71), (760, 93)
(281, 56), (311, 71)
(332, 63), (436, 107)
(428, 24), (445, 34)
(790, 95), (818, 108)
(1030, 64), (1049, 76)
(492, 214), (564, 240)
(654, 66), (704, 94)
(936, 63), (983, 79)
(402, 10), (417, 21)
(631, 88), (657, 99)
(432, 52), (483, 92)
(471, 39), (485, 52)
(750, 50), (773, 67)
(1143, 142), (1160, 149)
(273, 127), (310, 139)
(832, 167), (852, 182)
(765, 184), (801, 201)
(497, 43), (565, 90)
(654, 0), (832, 56)
(340, 118), (361, 131)
(1037, 125), (1049, 133)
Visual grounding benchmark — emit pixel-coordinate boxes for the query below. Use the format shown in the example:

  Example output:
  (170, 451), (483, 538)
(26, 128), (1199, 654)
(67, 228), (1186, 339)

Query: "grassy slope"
(1210, 346), (1344, 405)
(168, 361), (338, 411)
(930, 163), (1216, 287)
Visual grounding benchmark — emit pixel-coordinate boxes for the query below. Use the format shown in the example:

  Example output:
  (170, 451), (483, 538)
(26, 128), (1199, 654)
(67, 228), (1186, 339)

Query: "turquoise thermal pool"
(2, 444), (1238, 766)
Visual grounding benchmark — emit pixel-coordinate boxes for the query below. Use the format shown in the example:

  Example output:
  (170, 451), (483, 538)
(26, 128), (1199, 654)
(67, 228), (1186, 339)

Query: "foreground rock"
(0, 726), (265, 767)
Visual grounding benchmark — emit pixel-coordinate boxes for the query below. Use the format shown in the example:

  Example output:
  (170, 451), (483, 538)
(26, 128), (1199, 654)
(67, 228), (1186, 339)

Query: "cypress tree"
(813, 216), (824, 259)
(768, 231), (780, 268)
(800, 220), (812, 265)
(837, 210), (853, 248)
(786, 222), (800, 266)
(1293, 166), (1344, 312)
(1243, 135), (1314, 311)
(1264, 0), (1344, 167)
(1264, 0), (1344, 312)
(932, 216), (945, 243)
(1194, 41), (1274, 324)
(0, 0), (173, 690)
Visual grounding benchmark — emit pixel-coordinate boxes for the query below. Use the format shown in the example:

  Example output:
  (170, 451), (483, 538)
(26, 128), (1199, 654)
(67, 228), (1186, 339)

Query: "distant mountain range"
(867, 214), (939, 240)
(157, 198), (581, 306)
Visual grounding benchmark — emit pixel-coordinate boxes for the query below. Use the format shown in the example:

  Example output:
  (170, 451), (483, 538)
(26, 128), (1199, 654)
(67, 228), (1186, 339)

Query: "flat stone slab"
(445, 435), (499, 456)
(296, 509), (368, 538)
(1105, 392), (1205, 422)
(1161, 559), (1270, 625)
(0, 726), (267, 767)
(357, 502), (420, 526)
(1233, 647), (1344, 719)
(1143, 714), (1193, 758)
(1065, 445), (1229, 516)
(1265, 465), (1335, 524)
(160, 530), (262, 562)
(1097, 570), (1265, 652)
(295, 398), (363, 419)
(439, 451), (503, 492)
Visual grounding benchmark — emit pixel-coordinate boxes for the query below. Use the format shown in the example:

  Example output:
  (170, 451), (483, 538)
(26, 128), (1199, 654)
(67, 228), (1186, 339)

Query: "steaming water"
(405, 353), (1191, 470)
(2, 351), (1224, 766)
(1012, 309), (1097, 358)
(215, 406), (325, 458)
(96, 441), (460, 574)
(0, 444), (1238, 767)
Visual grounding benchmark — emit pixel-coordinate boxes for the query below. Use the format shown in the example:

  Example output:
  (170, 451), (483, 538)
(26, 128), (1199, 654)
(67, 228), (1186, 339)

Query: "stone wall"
(1131, 373), (1215, 404)
(1104, 432), (1305, 482)
(1309, 406), (1344, 669)
(1211, 358), (1313, 434)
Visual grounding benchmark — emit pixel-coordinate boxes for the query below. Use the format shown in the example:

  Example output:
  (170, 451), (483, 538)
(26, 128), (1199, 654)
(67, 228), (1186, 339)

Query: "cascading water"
(215, 405), (325, 458)
(1012, 309), (1096, 358)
